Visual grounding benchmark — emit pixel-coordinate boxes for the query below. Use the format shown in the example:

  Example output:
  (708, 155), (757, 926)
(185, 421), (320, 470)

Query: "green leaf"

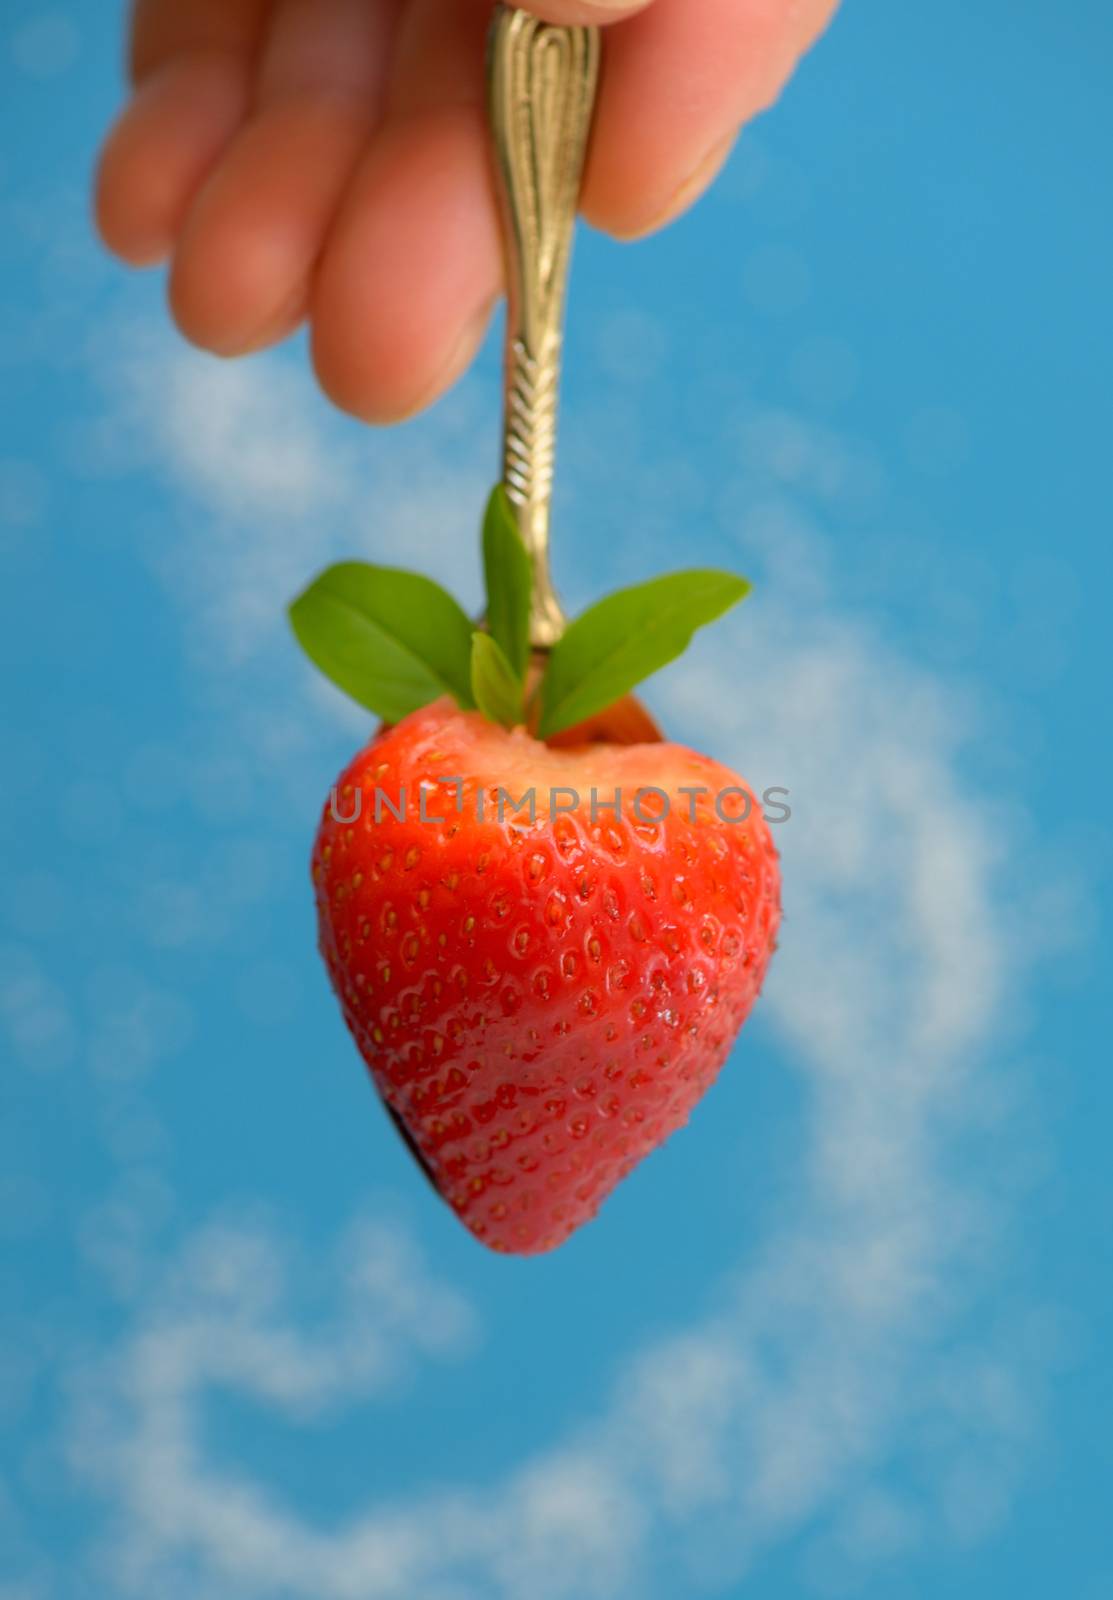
(482, 486), (533, 681)
(538, 569), (751, 738)
(470, 631), (524, 729)
(289, 563), (476, 722)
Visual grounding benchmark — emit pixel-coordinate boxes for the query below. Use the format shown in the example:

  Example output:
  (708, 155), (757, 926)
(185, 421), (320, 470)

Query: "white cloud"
(93, 325), (489, 676)
(61, 326), (1061, 1598)
(70, 1215), (480, 1597)
(0, 942), (77, 1072)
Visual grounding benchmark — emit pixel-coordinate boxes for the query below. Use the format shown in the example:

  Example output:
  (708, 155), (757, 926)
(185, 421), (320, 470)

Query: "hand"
(95, 0), (838, 424)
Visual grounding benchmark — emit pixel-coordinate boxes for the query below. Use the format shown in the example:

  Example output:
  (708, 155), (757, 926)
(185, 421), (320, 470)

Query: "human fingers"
(167, 0), (401, 356)
(310, 0), (501, 422)
(95, 0), (268, 266)
(582, 0), (840, 238)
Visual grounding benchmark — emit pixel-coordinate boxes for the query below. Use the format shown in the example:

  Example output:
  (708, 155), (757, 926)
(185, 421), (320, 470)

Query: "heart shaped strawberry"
(290, 489), (781, 1253)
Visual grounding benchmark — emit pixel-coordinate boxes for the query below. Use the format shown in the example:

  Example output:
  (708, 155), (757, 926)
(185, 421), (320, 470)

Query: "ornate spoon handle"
(487, 5), (601, 649)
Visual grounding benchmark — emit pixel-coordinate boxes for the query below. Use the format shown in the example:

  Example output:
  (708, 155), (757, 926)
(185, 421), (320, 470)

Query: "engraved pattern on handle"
(488, 7), (600, 648)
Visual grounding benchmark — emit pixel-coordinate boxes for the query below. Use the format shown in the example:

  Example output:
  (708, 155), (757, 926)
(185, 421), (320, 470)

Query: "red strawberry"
(312, 699), (780, 1255)
(290, 486), (779, 1252)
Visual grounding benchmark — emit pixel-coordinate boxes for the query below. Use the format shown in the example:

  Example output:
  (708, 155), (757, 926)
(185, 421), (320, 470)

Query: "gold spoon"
(487, 5), (663, 748)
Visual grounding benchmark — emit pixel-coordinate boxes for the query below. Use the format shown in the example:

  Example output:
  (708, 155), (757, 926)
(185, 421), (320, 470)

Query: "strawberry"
(290, 488), (780, 1253)
(313, 700), (779, 1254)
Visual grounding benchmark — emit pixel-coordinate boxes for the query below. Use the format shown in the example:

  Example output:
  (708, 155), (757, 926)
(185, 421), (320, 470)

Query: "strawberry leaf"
(482, 486), (532, 681)
(538, 569), (751, 738)
(470, 631), (524, 729)
(289, 563), (475, 722)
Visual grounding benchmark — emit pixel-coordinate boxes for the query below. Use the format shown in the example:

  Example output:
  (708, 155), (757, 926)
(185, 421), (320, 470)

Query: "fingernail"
(573, 0), (649, 13)
(521, 0), (647, 22)
(398, 294), (498, 421)
(614, 131), (737, 242)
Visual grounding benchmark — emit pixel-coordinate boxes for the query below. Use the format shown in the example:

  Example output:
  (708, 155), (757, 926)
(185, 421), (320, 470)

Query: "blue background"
(2, 2), (1110, 1596)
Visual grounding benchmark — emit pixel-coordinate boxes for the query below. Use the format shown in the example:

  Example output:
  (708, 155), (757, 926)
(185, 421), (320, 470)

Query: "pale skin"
(96, 0), (839, 425)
